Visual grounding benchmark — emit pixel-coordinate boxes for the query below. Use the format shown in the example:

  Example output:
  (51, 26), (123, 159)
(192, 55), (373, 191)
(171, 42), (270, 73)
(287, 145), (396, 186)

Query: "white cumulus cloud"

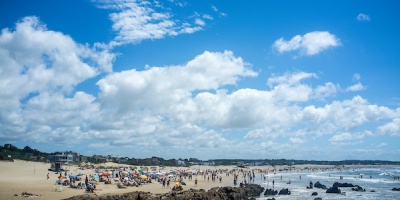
(329, 132), (366, 145)
(96, 50), (257, 118)
(0, 16), (114, 110)
(95, 0), (203, 47)
(352, 73), (361, 81)
(203, 14), (213, 20)
(357, 13), (371, 21)
(378, 118), (400, 136)
(273, 31), (340, 56)
(346, 82), (365, 92)
(195, 18), (206, 26)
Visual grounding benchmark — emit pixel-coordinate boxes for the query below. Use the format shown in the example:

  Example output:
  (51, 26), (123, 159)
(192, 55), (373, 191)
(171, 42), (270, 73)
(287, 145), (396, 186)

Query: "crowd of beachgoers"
(1, 160), (399, 199)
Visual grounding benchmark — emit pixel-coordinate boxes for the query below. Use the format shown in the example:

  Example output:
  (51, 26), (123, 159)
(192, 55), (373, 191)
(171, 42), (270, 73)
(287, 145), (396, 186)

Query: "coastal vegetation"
(1, 144), (399, 166)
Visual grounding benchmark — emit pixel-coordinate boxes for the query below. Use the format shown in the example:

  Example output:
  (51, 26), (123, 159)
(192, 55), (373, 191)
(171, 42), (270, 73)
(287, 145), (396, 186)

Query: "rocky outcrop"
(264, 189), (278, 195)
(326, 186), (341, 194)
(392, 188), (400, 191)
(243, 184), (265, 197)
(351, 185), (366, 192)
(278, 188), (291, 195)
(311, 192), (318, 196)
(64, 184), (264, 200)
(314, 181), (327, 189)
(333, 182), (355, 187)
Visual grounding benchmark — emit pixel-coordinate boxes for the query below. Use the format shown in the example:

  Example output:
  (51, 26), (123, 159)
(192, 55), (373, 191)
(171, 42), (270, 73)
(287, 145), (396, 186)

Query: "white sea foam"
(255, 168), (400, 200)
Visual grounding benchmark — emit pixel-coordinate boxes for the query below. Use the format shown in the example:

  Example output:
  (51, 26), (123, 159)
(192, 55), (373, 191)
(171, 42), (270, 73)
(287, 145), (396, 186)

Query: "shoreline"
(1, 160), (399, 200)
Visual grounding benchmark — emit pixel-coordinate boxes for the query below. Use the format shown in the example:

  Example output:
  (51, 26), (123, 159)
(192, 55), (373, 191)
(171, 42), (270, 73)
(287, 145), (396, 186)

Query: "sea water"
(251, 167), (400, 200)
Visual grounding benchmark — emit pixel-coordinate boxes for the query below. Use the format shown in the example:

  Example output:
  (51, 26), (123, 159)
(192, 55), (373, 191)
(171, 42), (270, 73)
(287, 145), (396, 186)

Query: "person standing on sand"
(47, 173), (49, 180)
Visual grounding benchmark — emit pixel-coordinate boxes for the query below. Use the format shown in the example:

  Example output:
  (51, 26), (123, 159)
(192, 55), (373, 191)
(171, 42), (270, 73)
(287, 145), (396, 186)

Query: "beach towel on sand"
(52, 185), (64, 192)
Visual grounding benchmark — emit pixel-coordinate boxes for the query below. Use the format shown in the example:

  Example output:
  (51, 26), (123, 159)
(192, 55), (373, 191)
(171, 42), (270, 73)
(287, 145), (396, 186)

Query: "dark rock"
(311, 192), (318, 196)
(314, 198), (322, 200)
(392, 188), (400, 191)
(314, 181), (327, 189)
(351, 185), (366, 192)
(333, 182), (355, 187)
(266, 198), (276, 200)
(243, 184), (265, 197)
(264, 188), (278, 195)
(370, 190), (376, 192)
(326, 186), (341, 194)
(63, 184), (265, 200)
(278, 188), (291, 195)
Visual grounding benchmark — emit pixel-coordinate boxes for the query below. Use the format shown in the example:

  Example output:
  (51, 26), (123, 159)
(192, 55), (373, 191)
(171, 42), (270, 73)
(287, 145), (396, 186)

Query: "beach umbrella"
(180, 181), (186, 186)
(141, 175), (148, 179)
(101, 173), (108, 177)
(174, 181), (182, 186)
(138, 170), (143, 174)
(108, 171), (112, 175)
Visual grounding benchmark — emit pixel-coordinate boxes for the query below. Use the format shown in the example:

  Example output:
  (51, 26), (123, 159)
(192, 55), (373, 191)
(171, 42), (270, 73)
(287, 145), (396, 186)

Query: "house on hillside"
(201, 161), (215, 166)
(116, 157), (128, 164)
(48, 151), (80, 163)
(90, 155), (107, 163)
(176, 160), (186, 166)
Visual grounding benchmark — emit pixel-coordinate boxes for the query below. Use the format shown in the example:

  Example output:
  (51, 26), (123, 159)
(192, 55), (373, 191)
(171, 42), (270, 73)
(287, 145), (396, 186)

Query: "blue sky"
(1, 0), (399, 161)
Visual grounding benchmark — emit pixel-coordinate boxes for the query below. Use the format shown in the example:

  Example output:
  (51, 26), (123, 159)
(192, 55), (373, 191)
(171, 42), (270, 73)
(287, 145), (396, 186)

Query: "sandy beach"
(0, 160), (245, 200)
(1, 160), (395, 200)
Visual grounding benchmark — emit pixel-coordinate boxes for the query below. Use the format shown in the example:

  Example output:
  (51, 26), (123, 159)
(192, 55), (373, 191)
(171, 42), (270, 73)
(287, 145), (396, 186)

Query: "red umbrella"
(101, 173), (108, 177)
